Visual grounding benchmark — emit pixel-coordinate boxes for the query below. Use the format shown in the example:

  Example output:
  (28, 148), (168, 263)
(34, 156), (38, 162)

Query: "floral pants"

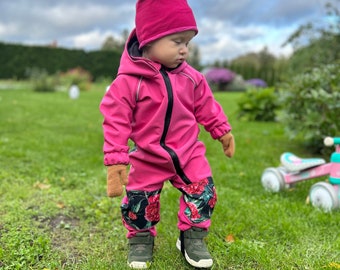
(121, 177), (217, 238)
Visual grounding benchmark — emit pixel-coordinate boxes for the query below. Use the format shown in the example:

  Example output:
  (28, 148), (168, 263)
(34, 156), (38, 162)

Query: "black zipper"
(160, 68), (191, 185)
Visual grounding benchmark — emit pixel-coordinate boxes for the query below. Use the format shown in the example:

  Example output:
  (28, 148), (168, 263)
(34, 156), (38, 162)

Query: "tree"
(187, 43), (201, 70)
(101, 30), (130, 52)
(121, 29), (130, 46)
(101, 36), (121, 51)
(278, 1), (340, 152)
(229, 47), (279, 86)
(282, 1), (340, 74)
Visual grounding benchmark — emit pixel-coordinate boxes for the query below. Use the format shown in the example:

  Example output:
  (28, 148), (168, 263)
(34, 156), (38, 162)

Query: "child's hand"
(107, 165), (128, 197)
(219, 133), (235, 158)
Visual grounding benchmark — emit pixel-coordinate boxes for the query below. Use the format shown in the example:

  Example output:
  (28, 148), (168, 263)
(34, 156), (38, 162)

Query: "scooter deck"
(280, 152), (325, 172)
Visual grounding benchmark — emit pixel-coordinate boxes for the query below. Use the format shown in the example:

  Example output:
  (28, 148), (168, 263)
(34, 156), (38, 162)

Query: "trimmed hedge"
(0, 42), (121, 81)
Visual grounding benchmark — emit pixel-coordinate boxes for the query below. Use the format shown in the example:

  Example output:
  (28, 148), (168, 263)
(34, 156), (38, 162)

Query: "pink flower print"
(208, 187), (217, 208)
(183, 178), (209, 195)
(187, 202), (201, 220)
(128, 211), (137, 220)
(145, 194), (160, 222)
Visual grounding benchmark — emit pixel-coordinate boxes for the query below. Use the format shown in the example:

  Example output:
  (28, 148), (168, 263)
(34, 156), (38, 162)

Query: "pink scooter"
(261, 137), (340, 211)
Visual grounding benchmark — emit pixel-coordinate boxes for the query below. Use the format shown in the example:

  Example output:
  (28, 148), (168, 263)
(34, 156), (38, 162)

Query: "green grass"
(1, 84), (340, 269)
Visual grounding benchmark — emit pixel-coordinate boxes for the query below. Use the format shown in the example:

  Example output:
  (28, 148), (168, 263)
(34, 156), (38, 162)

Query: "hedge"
(0, 42), (121, 81)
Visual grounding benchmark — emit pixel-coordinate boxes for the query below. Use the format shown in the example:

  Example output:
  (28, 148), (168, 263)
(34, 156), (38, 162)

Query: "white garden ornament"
(69, 85), (80, 99)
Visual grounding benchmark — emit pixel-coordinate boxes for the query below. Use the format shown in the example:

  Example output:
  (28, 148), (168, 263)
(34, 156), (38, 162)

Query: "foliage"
(278, 62), (340, 153)
(283, 1), (340, 75)
(236, 87), (280, 122)
(59, 67), (92, 91)
(26, 67), (57, 92)
(0, 42), (120, 81)
(227, 47), (287, 87)
(286, 32), (340, 76)
(205, 67), (235, 91)
(0, 224), (52, 269)
(25, 67), (93, 92)
(101, 36), (123, 52)
(101, 30), (129, 52)
(187, 43), (202, 70)
(224, 74), (248, 92)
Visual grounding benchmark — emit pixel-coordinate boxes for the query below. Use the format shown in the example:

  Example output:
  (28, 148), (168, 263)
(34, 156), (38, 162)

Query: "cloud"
(71, 29), (121, 50)
(0, 1), (134, 39)
(0, 0), (330, 64)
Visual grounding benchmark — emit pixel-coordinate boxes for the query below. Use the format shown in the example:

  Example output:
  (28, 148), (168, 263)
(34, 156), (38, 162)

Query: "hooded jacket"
(100, 30), (231, 183)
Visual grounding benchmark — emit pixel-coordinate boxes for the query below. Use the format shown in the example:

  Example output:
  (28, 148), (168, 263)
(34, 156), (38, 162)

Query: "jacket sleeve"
(99, 76), (136, 165)
(194, 76), (232, 139)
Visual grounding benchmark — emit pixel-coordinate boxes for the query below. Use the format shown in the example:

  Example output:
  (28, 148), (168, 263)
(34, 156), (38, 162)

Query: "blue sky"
(0, 0), (332, 64)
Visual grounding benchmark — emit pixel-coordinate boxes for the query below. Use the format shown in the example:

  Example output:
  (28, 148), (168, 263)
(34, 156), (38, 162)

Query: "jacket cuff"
(104, 152), (129, 166)
(210, 124), (232, 140)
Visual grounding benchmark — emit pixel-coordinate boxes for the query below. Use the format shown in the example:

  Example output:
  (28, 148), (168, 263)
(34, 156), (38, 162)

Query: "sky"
(0, 0), (333, 64)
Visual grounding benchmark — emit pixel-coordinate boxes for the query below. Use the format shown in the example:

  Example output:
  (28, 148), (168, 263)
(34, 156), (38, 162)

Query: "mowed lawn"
(1, 84), (340, 269)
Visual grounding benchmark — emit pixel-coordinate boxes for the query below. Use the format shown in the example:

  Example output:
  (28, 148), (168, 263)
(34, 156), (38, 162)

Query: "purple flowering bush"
(246, 78), (267, 88)
(205, 68), (235, 84)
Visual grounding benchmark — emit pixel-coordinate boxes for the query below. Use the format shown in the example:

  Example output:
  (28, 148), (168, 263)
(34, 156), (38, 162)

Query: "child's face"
(143, 30), (196, 69)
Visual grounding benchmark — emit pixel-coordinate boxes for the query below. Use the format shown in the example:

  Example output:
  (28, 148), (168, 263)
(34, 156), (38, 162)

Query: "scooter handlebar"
(324, 137), (340, 146)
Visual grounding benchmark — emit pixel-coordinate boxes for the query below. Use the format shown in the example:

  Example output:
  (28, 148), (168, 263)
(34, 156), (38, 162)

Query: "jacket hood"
(117, 29), (187, 78)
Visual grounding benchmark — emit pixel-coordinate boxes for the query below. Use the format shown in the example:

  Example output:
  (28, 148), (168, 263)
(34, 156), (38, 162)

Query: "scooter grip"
(324, 137), (340, 146)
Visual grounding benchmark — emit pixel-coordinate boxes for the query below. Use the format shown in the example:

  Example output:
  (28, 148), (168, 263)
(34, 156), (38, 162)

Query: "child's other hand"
(219, 133), (235, 158)
(107, 165), (128, 197)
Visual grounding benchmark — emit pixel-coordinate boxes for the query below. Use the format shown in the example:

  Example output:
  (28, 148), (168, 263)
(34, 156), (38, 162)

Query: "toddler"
(100, 0), (235, 268)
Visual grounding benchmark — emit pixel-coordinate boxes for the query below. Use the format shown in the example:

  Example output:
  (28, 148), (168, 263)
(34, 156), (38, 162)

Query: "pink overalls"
(100, 30), (232, 238)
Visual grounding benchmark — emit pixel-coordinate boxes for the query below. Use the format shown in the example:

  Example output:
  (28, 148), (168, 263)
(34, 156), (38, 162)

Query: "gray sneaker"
(128, 232), (154, 269)
(176, 227), (213, 268)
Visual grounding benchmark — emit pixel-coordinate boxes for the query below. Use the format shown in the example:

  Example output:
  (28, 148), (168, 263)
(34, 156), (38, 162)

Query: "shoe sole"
(128, 261), (149, 269)
(176, 239), (213, 268)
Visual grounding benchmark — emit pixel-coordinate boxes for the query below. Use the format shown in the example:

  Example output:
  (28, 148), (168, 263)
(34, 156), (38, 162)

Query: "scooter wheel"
(261, 167), (285, 192)
(309, 182), (339, 212)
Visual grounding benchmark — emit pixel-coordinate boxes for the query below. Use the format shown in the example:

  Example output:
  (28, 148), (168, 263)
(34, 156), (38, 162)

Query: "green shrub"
(26, 67), (57, 92)
(236, 87), (280, 121)
(278, 62), (340, 153)
(58, 67), (92, 91)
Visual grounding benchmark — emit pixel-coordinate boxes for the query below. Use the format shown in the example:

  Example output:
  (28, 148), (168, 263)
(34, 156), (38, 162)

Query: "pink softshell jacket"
(100, 30), (232, 190)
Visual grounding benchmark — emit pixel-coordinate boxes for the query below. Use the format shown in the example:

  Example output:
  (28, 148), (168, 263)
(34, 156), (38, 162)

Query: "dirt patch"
(32, 213), (83, 266)
(48, 214), (79, 230)
(32, 213), (79, 230)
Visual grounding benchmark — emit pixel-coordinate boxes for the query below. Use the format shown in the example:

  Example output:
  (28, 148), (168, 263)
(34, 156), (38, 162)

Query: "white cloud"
(0, 22), (18, 37)
(72, 30), (106, 49)
(195, 19), (293, 63)
(0, 0), (328, 64)
(233, 25), (266, 40)
(71, 29), (119, 50)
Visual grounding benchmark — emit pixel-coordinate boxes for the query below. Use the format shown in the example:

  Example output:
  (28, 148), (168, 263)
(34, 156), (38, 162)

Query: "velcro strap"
(129, 232), (153, 244)
(184, 229), (208, 239)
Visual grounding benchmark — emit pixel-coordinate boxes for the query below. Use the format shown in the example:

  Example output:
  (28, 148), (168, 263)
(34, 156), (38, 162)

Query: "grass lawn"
(1, 84), (340, 269)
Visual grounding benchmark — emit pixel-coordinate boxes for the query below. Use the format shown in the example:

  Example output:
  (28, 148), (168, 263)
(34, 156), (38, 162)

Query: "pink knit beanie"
(135, 0), (198, 49)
